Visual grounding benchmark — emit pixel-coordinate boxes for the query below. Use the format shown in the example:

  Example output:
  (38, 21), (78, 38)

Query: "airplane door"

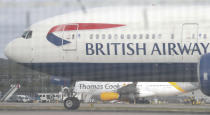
(62, 24), (78, 51)
(182, 23), (198, 42)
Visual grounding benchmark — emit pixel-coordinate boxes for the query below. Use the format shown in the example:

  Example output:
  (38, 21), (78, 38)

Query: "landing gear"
(63, 80), (80, 110)
(64, 97), (80, 110)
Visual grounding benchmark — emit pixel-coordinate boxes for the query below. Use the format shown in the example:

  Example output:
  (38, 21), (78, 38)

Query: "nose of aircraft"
(4, 38), (33, 63)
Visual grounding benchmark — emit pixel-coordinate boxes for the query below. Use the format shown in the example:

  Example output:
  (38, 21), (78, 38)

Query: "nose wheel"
(64, 97), (80, 110)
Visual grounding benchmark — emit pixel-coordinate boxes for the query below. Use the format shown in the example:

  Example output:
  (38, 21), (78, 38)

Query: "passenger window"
(102, 34), (105, 39)
(158, 34), (162, 39)
(114, 34), (118, 39)
(133, 34), (137, 39)
(96, 34), (99, 39)
(108, 34), (112, 39)
(204, 34), (207, 39)
(90, 34), (93, 39)
(120, 34), (124, 39)
(192, 34), (195, 39)
(139, 34), (143, 39)
(146, 34), (149, 39)
(152, 34), (155, 39)
(127, 34), (131, 39)
(171, 34), (174, 39)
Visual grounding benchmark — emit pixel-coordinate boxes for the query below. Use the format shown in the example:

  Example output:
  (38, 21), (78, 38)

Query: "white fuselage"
(4, 6), (210, 82)
(4, 6), (210, 63)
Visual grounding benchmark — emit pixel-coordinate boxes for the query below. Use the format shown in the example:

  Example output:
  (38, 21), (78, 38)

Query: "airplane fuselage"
(5, 6), (210, 81)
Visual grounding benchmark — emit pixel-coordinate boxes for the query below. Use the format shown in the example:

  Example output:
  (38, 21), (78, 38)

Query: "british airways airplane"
(4, 6), (210, 109)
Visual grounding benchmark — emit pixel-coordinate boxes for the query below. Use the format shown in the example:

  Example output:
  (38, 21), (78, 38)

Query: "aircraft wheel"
(64, 97), (80, 110)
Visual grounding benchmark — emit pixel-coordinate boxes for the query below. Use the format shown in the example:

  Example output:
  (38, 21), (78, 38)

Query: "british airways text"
(86, 43), (209, 55)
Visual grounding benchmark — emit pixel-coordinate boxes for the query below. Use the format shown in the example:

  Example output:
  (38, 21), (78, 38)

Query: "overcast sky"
(1, 0), (210, 58)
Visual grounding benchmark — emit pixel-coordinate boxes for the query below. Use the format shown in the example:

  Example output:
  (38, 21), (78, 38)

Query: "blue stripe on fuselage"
(46, 33), (71, 46)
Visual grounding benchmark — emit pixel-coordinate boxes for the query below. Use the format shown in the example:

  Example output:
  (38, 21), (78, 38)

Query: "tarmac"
(1, 111), (210, 115)
(0, 102), (210, 115)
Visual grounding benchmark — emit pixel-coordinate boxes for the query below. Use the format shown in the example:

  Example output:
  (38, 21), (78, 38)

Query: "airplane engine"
(199, 53), (210, 96)
(100, 92), (119, 101)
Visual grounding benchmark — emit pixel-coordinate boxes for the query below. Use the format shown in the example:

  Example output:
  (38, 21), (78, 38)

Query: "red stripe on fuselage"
(48, 23), (125, 34)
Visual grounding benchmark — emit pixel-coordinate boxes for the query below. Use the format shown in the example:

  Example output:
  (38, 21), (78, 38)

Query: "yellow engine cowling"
(100, 92), (119, 101)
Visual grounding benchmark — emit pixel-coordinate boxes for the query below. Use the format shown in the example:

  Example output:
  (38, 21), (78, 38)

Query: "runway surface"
(0, 111), (210, 115)
(0, 103), (210, 115)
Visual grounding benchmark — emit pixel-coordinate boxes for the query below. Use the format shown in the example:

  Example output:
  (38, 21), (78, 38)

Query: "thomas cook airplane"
(4, 6), (210, 109)
(74, 81), (198, 103)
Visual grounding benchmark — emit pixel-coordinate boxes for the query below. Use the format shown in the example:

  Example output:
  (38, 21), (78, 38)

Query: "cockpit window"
(21, 30), (32, 39)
